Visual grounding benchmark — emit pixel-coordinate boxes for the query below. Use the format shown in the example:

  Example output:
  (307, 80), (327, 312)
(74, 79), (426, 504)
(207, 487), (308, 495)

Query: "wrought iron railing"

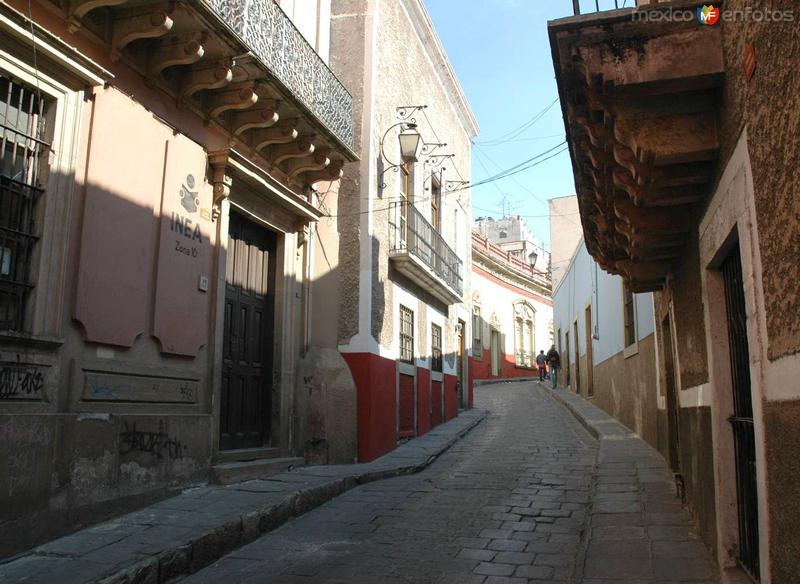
(0, 76), (48, 332)
(204, 0), (354, 150)
(389, 201), (463, 297)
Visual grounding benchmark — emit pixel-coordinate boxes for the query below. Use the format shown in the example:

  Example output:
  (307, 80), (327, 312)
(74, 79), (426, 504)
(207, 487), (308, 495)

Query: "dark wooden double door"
(220, 211), (277, 451)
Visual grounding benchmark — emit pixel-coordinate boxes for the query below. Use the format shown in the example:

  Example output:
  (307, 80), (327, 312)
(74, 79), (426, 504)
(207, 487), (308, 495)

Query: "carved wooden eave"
(549, 3), (724, 292)
(57, 0), (357, 196)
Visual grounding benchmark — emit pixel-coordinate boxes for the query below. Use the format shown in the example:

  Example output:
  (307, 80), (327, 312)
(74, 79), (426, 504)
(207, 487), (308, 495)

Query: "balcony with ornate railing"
(389, 202), (463, 305)
(57, 0), (356, 190)
(203, 0), (354, 151)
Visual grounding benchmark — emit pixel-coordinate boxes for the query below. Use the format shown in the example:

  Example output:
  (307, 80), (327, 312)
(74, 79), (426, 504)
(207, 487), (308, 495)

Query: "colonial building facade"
(549, 2), (800, 581)
(470, 227), (552, 382)
(0, 0), (355, 555)
(304, 0), (478, 463)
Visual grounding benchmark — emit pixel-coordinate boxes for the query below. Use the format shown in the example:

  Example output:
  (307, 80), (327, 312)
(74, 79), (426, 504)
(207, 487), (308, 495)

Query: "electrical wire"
(321, 142), (568, 219)
(475, 98), (559, 146)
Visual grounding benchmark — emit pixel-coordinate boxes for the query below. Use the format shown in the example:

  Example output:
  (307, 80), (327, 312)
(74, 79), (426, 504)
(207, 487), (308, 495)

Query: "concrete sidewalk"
(0, 409), (486, 584)
(542, 383), (718, 582)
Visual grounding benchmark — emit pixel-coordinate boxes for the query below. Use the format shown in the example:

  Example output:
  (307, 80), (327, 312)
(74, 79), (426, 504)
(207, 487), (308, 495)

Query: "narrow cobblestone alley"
(185, 382), (717, 583)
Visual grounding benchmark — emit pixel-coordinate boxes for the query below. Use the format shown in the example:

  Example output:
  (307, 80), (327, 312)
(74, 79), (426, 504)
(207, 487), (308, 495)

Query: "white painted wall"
(553, 239), (654, 365)
(472, 269), (553, 358)
(277, 0), (332, 63)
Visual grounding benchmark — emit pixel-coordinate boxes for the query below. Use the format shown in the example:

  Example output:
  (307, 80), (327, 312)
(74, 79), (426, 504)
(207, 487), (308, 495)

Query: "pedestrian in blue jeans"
(546, 345), (561, 389)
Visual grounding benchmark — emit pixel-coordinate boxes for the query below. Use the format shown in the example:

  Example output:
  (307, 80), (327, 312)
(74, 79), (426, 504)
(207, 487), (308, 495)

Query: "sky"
(424, 0), (628, 249)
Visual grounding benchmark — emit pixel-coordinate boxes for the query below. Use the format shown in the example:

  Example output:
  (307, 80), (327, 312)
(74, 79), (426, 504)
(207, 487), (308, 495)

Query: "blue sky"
(425, 0), (625, 248)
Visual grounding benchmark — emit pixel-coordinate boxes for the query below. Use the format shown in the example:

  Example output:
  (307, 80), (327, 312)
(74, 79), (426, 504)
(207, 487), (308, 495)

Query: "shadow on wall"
(0, 165), (221, 557)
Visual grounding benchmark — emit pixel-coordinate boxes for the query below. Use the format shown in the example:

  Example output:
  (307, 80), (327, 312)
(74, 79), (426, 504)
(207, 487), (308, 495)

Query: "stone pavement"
(544, 385), (718, 583)
(184, 380), (719, 584)
(0, 410), (486, 584)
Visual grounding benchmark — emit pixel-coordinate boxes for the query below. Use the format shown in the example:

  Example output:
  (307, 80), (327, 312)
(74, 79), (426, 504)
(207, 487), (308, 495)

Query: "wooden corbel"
(267, 136), (315, 166)
(304, 159), (345, 186)
(209, 150), (231, 222)
(111, 10), (173, 60)
(181, 59), (233, 99)
(231, 100), (280, 135)
(150, 33), (205, 76)
(287, 147), (330, 179)
(208, 82), (258, 118)
(69, 0), (128, 32)
(252, 119), (299, 151)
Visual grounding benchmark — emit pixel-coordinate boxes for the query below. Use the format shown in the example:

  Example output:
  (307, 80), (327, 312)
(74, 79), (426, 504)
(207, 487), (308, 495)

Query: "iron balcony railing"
(204, 0), (354, 150)
(389, 201), (463, 297)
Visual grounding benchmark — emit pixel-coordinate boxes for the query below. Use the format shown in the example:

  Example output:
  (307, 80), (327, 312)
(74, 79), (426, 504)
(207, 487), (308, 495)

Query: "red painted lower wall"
(342, 352), (397, 462)
(470, 347), (541, 390)
(444, 374), (457, 421)
(342, 353), (471, 462)
(417, 367), (431, 436)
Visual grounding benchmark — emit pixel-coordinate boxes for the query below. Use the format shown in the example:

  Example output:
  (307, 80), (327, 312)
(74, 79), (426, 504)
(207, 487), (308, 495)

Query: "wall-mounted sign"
(152, 135), (216, 356)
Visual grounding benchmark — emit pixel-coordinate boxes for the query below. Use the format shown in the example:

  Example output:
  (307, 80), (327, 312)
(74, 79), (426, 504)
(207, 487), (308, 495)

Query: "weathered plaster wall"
(591, 334), (659, 449)
(654, 234), (709, 390)
(716, 2), (800, 361)
(762, 400), (800, 582)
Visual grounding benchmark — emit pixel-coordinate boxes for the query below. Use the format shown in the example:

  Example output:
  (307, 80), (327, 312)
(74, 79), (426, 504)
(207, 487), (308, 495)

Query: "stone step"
(210, 456), (305, 485)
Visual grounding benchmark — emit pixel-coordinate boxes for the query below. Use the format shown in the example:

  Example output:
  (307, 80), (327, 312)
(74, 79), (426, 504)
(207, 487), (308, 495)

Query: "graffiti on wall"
(0, 360), (45, 399)
(119, 420), (186, 460)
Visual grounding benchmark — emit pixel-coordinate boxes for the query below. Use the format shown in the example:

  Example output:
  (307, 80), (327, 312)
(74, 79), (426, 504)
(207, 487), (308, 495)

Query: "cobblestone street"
(185, 382), (717, 583)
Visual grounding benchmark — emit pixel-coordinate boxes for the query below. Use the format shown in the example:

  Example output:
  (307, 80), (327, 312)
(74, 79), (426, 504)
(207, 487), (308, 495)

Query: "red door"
(398, 374), (415, 438)
(431, 380), (443, 427)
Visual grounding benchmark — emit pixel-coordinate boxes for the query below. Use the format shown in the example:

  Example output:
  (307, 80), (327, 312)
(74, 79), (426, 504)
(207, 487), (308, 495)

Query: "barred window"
(399, 305), (414, 362)
(0, 76), (51, 331)
(431, 323), (442, 372)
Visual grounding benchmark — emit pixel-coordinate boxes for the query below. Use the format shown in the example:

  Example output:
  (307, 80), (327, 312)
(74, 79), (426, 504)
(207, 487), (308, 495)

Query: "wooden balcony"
(549, 3), (724, 291)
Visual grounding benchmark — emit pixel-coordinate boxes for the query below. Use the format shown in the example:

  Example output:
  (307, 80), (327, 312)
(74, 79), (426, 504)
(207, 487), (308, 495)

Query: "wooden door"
(585, 305), (594, 396)
(220, 211), (277, 451)
(490, 330), (501, 376)
(661, 314), (682, 474)
(431, 380), (443, 427)
(398, 373), (415, 438)
(573, 320), (580, 392)
(457, 320), (465, 407)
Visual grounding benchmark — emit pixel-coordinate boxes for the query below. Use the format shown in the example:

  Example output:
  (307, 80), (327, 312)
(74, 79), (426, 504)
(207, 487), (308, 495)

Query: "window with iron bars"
(0, 75), (50, 332)
(399, 304), (414, 362)
(431, 323), (442, 372)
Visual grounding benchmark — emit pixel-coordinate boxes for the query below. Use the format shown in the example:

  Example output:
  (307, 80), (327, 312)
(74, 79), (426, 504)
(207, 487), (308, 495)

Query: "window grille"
(0, 76), (50, 331)
(399, 305), (414, 362)
(431, 323), (442, 372)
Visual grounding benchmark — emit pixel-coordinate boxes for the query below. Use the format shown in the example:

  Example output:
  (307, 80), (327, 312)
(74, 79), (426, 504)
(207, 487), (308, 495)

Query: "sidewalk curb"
(1, 410), (487, 584)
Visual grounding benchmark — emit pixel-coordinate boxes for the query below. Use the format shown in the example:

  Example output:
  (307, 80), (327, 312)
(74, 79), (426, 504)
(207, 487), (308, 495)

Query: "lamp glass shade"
(528, 251), (538, 266)
(398, 130), (423, 162)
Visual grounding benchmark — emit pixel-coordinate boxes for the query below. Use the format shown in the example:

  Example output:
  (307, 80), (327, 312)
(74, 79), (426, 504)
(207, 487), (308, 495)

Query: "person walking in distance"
(546, 345), (561, 389)
(536, 350), (547, 382)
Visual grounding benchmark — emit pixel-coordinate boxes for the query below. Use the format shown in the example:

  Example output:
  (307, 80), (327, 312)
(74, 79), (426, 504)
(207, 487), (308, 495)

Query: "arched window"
(513, 301), (535, 367)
